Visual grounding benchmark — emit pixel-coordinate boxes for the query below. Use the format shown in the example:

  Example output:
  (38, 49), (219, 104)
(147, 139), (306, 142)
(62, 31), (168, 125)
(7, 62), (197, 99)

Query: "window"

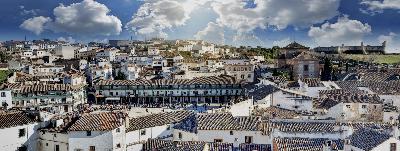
(391, 143), (396, 151)
(109, 92), (113, 96)
(116, 143), (121, 148)
(178, 132), (182, 139)
(19, 128), (26, 137)
(245, 136), (253, 144)
(141, 129), (146, 135)
(55, 145), (59, 151)
(230, 131), (233, 135)
(116, 128), (120, 133)
(86, 131), (91, 136)
(46, 143), (48, 146)
(346, 105), (351, 108)
(166, 125), (170, 130)
(89, 146), (95, 151)
(303, 65), (309, 72)
(362, 105), (367, 108)
(115, 92), (118, 96)
(214, 139), (223, 143)
(1, 92), (5, 97)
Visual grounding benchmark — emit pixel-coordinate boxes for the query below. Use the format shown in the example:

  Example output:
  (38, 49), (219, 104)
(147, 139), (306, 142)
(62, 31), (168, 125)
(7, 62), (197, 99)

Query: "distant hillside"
(343, 54), (400, 64)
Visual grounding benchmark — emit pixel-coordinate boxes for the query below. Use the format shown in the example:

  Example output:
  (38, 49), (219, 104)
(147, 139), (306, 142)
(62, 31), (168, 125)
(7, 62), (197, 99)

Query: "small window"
(89, 146), (95, 151)
(166, 125), (170, 130)
(1, 92), (5, 97)
(86, 131), (91, 136)
(55, 145), (59, 151)
(178, 132), (182, 139)
(110, 92), (113, 96)
(230, 131), (233, 135)
(346, 105), (351, 108)
(141, 129), (146, 135)
(245, 136), (253, 144)
(46, 143), (48, 146)
(362, 105), (367, 108)
(303, 65), (309, 72)
(116, 128), (120, 133)
(116, 143), (121, 148)
(391, 143), (396, 151)
(19, 128), (26, 137)
(214, 139), (223, 143)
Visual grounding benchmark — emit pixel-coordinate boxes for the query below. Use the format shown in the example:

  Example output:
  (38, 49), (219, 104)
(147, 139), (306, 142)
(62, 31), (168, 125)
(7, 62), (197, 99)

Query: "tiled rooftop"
(96, 75), (241, 86)
(348, 128), (392, 151)
(68, 112), (125, 131)
(0, 111), (36, 129)
(127, 110), (194, 132)
(274, 137), (343, 151)
(252, 106), (300, 119)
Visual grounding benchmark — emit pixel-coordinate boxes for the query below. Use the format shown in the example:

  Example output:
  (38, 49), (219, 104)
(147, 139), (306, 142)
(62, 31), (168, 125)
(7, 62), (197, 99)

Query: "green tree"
(272, 69), (279, 76)
(321, 57), (333, 81)
(0, 52), (10, 63)
(289, 68), (294, 81)
(115, 71), (127, 80)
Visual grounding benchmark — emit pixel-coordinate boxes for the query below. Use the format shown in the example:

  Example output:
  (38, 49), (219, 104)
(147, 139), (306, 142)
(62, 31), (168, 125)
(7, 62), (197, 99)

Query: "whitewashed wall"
(0, 123), (38, 151)
(38, 131), (69, 151)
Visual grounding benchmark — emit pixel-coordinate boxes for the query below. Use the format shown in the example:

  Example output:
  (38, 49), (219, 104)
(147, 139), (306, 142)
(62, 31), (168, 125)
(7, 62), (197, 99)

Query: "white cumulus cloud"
(20, 0), (122, 36)
(194, 22), (224, 44)
(378, 32), (400, 53)
(361, 0), (400, 13)
(308, 16), (372, 46)
(211, 0), (340, 32)
(194, 0), (340, 46)
(126, 0), (208, 37)
(20, 16), (51, 35)
(57, 36), (76, 44)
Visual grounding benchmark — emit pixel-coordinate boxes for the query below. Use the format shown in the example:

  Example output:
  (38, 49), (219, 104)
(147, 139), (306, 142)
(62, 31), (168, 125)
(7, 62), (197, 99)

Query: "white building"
(125, 111), (193, 151)
(0, 83), (86, 113)
(0, 112), (39, 151)
(148, 47), (160, 56)
(68, 112), (126, 151)
(55, 45), (79, 59)
(38, 112), (126, 151)
(192, 114), (271, 147)
(96, 49), (119, 62)
(224, 63), (255, 83)
(315, 94), (383, 122)
(0, 90), (12, 109)
(120, 63), (141, 80)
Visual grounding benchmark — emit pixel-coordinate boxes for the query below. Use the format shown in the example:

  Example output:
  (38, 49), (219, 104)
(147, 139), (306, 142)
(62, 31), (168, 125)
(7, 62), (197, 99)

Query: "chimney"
(125, 116), (130, 128)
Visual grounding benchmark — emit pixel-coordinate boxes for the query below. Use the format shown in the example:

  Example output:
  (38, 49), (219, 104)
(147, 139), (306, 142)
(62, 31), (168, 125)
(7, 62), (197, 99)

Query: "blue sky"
(1, 0), (400, 52)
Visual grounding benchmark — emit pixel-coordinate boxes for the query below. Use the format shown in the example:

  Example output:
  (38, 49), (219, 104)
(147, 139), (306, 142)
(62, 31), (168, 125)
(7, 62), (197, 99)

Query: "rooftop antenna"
(293, 31), (296, 43)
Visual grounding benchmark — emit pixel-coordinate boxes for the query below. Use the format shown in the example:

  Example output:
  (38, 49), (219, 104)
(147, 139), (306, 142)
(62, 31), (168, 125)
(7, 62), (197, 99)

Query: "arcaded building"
(94, 75), (245, 105)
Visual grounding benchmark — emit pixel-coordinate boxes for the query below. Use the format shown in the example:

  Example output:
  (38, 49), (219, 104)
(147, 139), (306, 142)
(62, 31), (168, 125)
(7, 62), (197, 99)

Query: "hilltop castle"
(313, 41), (386, 55)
